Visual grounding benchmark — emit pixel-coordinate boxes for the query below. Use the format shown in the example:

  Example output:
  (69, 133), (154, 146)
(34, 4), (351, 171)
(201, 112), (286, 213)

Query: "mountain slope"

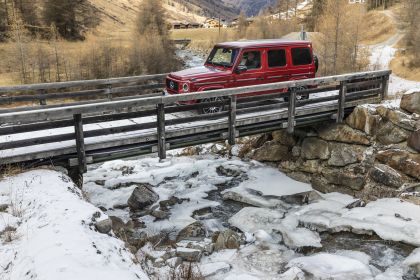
(223, 0), (278, 16)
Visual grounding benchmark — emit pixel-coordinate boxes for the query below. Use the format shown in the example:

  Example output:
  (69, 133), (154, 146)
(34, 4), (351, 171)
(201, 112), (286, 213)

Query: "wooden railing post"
(381, 75), (389, 100)
(39, 89), (47, 106)
(337, 81), (347, 123)
(106, 85), (112, 100)
(73, 114), (87, 173)
(157, 103), (166, 160)
(287, 90), (296, 134)
(228, 95), (237, 145)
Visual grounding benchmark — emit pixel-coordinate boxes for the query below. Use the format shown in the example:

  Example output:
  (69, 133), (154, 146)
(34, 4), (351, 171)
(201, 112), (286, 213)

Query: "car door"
(289, 45), (315, 81)
(232, 49), (266, 96)
(264, 47), (290, 93)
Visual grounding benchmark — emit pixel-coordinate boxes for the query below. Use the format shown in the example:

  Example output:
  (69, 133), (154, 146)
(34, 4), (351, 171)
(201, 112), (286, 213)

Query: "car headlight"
(182, 83), (189, 92)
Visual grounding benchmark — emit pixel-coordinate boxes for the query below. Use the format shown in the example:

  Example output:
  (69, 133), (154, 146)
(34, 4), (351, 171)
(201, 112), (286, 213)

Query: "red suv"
(166, 39), (318, 113)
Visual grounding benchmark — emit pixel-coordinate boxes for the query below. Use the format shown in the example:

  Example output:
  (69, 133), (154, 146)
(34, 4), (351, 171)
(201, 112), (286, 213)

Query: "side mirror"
(235, 65), (247, 74)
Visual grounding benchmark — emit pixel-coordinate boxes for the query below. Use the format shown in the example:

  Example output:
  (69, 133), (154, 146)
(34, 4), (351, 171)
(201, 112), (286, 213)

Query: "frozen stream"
(83, 150), (420, 280)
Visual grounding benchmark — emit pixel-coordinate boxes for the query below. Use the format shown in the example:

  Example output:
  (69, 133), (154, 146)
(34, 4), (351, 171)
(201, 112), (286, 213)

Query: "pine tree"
(0, 1), (8, 41)
(237, 11), (247, 39)
(43, 0), (99, 40)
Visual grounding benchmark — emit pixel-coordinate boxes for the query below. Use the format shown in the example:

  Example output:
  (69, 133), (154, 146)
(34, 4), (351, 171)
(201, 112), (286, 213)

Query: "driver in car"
(241, 52), (260, 69)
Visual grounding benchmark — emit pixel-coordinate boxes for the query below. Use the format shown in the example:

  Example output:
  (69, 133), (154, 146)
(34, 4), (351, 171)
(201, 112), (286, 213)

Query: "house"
(204, 18), (222, 28)
(171, 21), (202, 29)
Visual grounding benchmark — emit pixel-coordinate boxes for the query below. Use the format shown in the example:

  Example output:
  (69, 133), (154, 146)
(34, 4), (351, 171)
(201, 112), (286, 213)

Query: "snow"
(287, 253), (374, 279)
(0, 169), (149, 280)
(199, 261), (231, 277)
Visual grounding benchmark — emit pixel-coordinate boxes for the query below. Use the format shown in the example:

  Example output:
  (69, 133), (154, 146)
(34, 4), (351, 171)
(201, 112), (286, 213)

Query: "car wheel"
(200, 97), (224, 114)
(284, 85), (309, 102)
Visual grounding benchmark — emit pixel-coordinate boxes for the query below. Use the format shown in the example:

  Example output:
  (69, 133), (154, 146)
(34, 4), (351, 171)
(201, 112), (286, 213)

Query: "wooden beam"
(381, 75), (390, 100)
(287, 90), (296, 134)
(337, 81), (347, 123)
(73, 114), (87, 173)
(157, 103), (166, 160)
(39, 89), (47, 106)
(228, 95), (237, 145)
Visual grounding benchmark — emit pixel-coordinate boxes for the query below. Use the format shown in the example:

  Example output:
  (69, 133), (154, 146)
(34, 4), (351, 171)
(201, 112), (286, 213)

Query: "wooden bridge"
(0, 70), (391, 184)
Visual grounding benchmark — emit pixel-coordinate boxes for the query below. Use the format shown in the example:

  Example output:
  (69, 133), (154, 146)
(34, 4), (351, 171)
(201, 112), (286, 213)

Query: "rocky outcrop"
(317, 124), (370, 145)
(400, 91), (420, 114)
(251, 141), (291, 162)
(408, 130), (420, 152)
(301, 138), (330, 160)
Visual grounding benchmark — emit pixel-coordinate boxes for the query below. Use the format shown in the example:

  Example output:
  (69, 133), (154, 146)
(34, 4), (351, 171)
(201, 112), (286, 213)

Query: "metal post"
(157, 103), (166, 160)
(228, 95), (237, 145)
(287, 90), (296, 134)
(73, 114), (87, 173)
(337, 81), (347, 123)
(381, 75), (389, 100)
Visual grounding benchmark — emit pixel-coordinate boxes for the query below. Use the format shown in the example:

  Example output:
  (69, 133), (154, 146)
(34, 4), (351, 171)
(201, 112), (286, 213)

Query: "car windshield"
(206, 47), (238, 68)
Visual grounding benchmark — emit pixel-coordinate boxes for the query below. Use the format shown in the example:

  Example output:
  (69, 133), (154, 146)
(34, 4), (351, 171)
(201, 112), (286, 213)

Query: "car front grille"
(166, 78), (179, 93)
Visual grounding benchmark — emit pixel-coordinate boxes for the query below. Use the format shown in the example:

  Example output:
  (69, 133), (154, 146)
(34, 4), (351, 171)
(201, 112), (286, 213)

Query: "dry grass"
(0, 165), (24, 180)
(390, 49), (420, 81)
(171, 28), (238, 52)
(361, 10), (396, 45)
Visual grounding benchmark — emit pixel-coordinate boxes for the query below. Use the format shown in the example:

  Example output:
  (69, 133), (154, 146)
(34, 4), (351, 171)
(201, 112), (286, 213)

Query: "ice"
(287, 253), (374, 280)
(0, 170), (149, 280)
(199, 261), (231, 277)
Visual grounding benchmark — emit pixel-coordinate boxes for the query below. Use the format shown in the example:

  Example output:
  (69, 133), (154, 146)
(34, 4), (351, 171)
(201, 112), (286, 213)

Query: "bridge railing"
(0, 70), (391, 178)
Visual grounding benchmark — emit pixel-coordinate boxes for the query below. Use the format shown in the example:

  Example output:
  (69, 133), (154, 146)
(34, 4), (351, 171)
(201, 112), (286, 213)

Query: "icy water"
(176, 48), (206, 68)
(84, 154), (420, 279)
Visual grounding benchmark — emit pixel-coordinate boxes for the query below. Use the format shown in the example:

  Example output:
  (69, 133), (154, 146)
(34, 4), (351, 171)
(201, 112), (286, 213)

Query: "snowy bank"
(0, 170), (148, 280)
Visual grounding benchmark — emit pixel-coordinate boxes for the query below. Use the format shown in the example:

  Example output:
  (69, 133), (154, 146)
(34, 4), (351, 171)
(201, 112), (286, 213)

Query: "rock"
(150, 210), (170, 220)
(109, 216), (129, 233)
(369, 164), (403, 188)
(328, 143), (367, 167)
(345, 199), (366, 209)
(311, 176), (355, 196)
(408, 129), (420, 152)
(159, 196), (183, 210)
(95, 180), (106, 186)
(346, 106), (380, 135)
(272, 130), (297, 146)
(216, 166), (242, 177)
(292, 146), (301, 157)
(400, 90), (420, 114)
(301, 160), (322, 174)
(252, 133), (273, 149)
(0, 204), (8, 212)
(377, 106), (417, 131)
(318, 124), (370, 145)
(251, 141), (291, 162)
(287, 172), (312, 184)
(376, 149), (420, 180)
(177, 221), (207, 242)
(199, 262), (231, 277)
(166, 257), (182, 268)
(95, 219), (112, 234)
(213, 229), (241, 251)
(127, 183), (159, 211)
(176, 247), (202, 262)
(301, 138), (330, 160)
(376, 122), (410, 145)
(322, 169), (366, 190)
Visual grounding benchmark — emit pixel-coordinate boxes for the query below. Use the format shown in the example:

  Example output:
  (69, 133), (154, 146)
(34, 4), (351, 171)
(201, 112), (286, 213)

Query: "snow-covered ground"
(82, 153), (420, 279)
(0, 170), (149, 280)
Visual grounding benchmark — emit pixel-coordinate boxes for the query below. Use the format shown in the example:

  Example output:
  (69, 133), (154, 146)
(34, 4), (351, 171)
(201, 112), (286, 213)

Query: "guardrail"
(0, 70), (391, 184)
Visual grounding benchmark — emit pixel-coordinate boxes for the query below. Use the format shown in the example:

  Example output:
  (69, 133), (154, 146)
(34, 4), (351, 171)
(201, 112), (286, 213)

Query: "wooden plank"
(73, 114), (87, 173)
(157, 103), (166, 160)
(381, 75), (390, 100)
(39, 89), (47, 106)
(337, 81), (347, 123)
(228, 95), (237, 145)
(287, 90), (296, 134)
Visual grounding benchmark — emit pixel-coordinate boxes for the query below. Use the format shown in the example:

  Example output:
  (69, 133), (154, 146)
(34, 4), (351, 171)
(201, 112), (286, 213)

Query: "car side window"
(291, 47), (312, 66)
(268, 49), (286, 68)
(240, 51), (261, 70)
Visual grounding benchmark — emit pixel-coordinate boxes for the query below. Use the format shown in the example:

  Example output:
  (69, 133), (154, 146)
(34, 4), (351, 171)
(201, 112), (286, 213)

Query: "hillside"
(223, 0), (277, 16)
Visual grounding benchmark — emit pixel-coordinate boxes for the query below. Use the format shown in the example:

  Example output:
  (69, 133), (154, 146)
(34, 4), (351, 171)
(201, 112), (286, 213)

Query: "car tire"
(284, 85), (309, 102)
(199, 97), (225, 114)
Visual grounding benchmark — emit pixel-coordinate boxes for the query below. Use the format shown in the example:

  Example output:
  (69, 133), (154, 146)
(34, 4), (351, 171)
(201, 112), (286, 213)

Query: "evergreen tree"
(43, 0), (99, 40)
(0, 1), (8, 41)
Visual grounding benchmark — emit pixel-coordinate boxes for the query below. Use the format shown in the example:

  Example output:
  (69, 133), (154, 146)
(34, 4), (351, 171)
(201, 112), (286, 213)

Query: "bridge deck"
(0, 70), (391, 174)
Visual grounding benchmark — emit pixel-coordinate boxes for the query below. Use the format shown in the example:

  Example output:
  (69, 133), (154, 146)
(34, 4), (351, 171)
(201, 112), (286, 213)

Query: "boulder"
(127, 183), (159, 211)
(151, 209), (170, 220)
(176, 247), (202, 262)
(408, 129), (420, 152)
(272, 130), (297, 146)
(251, 141), (291, 162)
(376, 149), (420, 180)
(213, 229), (241, 251)
(109, 216), (130, 234)
(0, 204), (8, 212)
(318, 124), (370, 145)
(176, 221), (207, 242)
(322, 169), (366, 190)
(369, 164), (403, 189)
(328, 143), (367, 167)
(345, 106), (380, 135)
(300, 160), (322, 174)
(400, 91), (420, 114)
(301, 138), (330, 160)
(376, 122), (410, 145)
(95, 219), (112, 234)
(377, 106), (416, 131)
